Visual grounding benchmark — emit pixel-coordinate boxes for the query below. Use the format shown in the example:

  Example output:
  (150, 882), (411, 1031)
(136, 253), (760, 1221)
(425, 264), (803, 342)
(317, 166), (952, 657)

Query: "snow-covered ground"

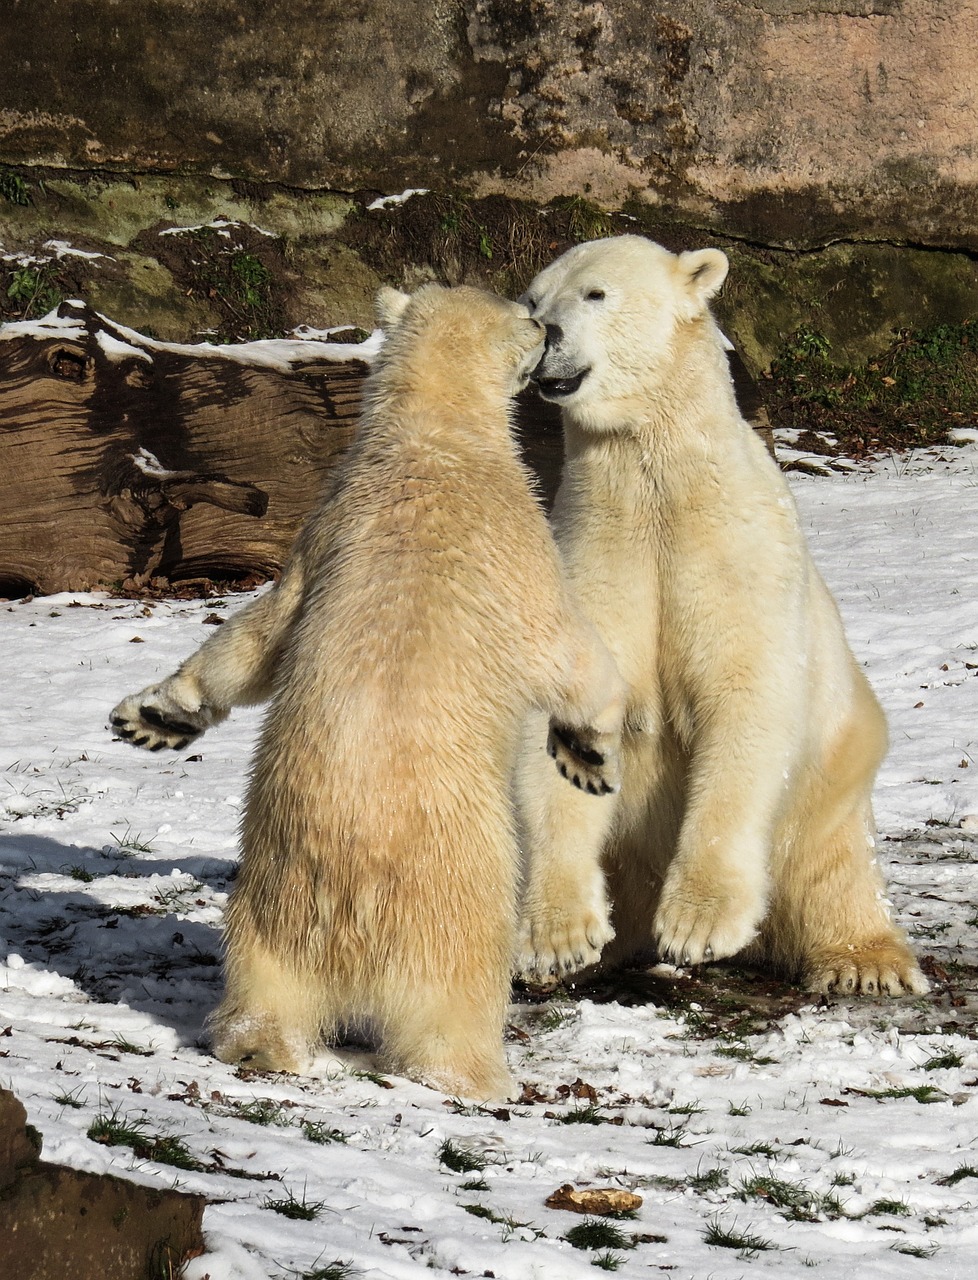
(3, 440), (978, 1280)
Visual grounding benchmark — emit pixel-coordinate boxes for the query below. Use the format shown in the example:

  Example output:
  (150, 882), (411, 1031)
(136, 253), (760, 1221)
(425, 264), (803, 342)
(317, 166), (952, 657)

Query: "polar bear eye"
(585, 289), (605, 302)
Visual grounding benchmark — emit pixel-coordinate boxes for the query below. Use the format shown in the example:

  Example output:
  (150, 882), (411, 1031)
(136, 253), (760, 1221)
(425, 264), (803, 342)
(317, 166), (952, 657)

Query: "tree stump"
(0, 301), (564, 597)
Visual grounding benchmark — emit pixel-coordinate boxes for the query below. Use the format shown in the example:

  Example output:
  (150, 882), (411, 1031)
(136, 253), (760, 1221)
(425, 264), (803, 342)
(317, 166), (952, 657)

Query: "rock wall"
(1, 1), (976, 368)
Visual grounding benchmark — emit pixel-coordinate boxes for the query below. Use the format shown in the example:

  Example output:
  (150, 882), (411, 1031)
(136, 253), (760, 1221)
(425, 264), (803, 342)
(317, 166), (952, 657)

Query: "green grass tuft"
(687, 1167), (727, 1193)
(891, 1242), (939, 1259)
(591, 1251), (626, 1271)
(737, 1174), (842, 1222)
(937, 1165), (978, 1187)
(704, 1216), (779, 1256)
(301, 1120), (347, 1145)
(438, 1138), (487, 1174)
(922, 1049), (964, 1071)
(264, 1187), (326, 1220)
(88, 1109), (205, 1171)
(232, 1097), (292, 1126)
(553, 1104), (609, 1126)
(564, 1218), (636, 1252)
(868, 1198), (912, 1217)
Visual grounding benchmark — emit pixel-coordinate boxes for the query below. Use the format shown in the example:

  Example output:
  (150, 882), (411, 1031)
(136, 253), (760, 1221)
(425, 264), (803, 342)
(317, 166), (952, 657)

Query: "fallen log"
(0, 302), (376, 595)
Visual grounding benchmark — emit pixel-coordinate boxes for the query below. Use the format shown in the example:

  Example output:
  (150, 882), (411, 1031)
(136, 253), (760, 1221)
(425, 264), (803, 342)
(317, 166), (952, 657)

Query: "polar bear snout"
(529, 320), (592, 401)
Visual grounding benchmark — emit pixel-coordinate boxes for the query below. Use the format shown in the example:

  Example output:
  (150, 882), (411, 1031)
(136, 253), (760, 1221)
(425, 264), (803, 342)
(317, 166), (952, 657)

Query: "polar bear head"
(521, 235), (729, 429)
(374, 283), (546, 398)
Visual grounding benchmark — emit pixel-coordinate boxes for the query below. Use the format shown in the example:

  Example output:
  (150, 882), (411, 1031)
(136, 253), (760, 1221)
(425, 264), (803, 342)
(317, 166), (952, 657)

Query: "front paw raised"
(110, 684), (211, 751)
(547, 723), (621, 796)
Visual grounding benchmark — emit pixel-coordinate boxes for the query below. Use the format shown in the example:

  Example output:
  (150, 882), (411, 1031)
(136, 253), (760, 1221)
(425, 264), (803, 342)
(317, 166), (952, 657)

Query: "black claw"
(600, 780), (613, 794)
(117, 727), (135, 740)
(175, 738), (190, 750)
(133, 735), (149, 746)
(586, 779), (599, 795)
(558, 762), (568, 779)
(571, 773), (582, 789)
(150, 741), (165, 752)
(141, 706), (200, 737)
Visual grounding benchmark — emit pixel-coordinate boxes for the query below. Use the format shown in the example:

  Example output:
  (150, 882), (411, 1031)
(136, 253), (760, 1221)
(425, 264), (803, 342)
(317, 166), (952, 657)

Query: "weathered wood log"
(0, 301), (564, 597)
(0, 302), (374, 595)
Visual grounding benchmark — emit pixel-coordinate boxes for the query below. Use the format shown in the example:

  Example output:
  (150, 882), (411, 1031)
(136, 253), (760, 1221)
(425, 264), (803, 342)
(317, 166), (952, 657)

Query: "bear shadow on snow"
(0, 831), (228, 1045)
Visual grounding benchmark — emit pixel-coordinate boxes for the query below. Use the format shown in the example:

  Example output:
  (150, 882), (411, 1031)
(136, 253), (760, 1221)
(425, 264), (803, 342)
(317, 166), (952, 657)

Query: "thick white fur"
(112, 283), (624, 1098)
(516, 235), (928, 997)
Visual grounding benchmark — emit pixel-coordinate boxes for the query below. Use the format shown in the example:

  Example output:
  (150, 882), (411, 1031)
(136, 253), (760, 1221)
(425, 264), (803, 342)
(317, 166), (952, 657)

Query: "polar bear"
(112, 283), (625, 1098)
(515, 235), (927, 997)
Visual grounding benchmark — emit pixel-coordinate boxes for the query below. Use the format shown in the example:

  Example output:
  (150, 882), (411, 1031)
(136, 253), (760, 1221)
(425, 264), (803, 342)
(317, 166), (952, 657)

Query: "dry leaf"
(545, 1183), (643, 1215)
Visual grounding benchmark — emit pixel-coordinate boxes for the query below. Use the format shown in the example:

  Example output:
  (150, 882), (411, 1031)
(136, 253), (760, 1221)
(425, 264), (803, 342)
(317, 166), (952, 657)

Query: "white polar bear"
(112, 283), (625, 1099)
(515, 235), (928, 997)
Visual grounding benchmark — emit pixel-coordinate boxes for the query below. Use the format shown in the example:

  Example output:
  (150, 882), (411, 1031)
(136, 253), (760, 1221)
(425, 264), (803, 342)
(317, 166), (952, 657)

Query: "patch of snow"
(41, 239), (108, 262)
(96, 330), (153, 363)
(158, 216), (277, 239)
(0, 305), (86, 343)
(367, 188), (430, 211)
(130, 447), (177, 479)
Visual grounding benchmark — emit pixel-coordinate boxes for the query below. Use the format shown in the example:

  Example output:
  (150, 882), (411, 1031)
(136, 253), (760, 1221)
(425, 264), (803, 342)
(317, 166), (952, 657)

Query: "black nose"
(545, 322), (563, 348)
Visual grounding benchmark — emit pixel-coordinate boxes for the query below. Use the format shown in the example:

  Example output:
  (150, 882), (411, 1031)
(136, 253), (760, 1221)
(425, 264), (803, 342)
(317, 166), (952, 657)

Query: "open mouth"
(535, 368), (590, 400)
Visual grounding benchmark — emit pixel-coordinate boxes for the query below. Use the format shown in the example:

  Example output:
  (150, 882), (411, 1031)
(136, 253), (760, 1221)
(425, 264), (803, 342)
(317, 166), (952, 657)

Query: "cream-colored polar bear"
(516, 235), (927, 997)
(112, 283), (624, 1099)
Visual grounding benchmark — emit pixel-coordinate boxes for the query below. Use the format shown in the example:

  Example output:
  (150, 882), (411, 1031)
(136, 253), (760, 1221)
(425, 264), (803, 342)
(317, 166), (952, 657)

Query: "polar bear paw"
(803, 943), (930, 997)
(547, 723), (621, 796)
(110, 682), (218, 751)
(516, 901), (616, 982)
(653, 882), (762, 967)
(209, 1012), (312, 1074)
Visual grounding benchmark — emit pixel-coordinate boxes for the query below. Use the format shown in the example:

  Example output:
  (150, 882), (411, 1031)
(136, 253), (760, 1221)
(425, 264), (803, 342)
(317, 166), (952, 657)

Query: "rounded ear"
(374, 286), (411, 331)
(678, 248), (729, 303)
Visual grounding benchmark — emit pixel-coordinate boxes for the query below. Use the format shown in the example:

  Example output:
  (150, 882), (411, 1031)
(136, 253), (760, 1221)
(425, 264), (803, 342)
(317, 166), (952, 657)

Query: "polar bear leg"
(382, 982), (513, 1101)
(515, 716), (619, 981)
(764, 801), (929, 996)
(209, 940), (322, 1074)
(652, 793), (774, 966)
(543, 600), (626, 796)
(760, 688), (927, 995)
